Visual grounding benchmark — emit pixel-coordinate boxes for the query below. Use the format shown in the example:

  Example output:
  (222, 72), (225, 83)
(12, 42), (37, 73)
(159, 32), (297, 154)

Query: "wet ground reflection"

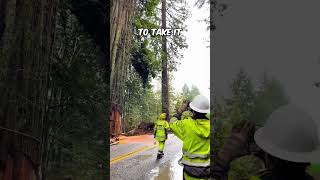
(148, 152), (183, 180)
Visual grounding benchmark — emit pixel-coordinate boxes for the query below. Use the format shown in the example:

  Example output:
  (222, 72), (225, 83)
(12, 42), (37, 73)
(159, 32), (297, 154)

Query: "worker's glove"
(180, 105), (189, 113)
(172, 114), (181, 121)
(218, 122), (255, 163)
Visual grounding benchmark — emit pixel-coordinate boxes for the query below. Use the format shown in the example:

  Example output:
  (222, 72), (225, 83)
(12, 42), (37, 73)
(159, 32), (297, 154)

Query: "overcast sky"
(172, 0), (210, 99)
(152, 0), (210, 100)
(214, 0), (320, 124)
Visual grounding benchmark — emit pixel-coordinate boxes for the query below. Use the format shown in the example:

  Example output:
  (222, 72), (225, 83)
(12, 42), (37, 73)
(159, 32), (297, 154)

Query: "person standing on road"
(154, 113), (169, 159)
(170, 95), (210, 180)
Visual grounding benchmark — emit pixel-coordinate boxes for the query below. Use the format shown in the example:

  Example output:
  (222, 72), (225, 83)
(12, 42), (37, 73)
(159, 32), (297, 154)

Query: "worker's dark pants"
(183, 166), (210, 180)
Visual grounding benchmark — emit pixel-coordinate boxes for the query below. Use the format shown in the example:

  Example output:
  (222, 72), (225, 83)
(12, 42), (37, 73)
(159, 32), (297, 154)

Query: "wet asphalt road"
(110, 134), (183, 180)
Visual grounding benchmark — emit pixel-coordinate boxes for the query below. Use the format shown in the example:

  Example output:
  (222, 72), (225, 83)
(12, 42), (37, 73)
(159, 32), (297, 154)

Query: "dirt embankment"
(110, 122), (155, 145)
(126, 122), (155, 136)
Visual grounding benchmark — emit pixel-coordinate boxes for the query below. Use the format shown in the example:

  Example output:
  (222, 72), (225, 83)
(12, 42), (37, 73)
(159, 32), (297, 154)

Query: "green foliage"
(181, 84), (201, 101)
(132, 0), (162, 85)
(146, 0), (161, 18)
(129, 0), (190, 121)
(124, 70), (161, 132)
(173, 93), (187, 113)
(173, 84), (201, 113)
(228, 156), (264, 180)
(250, 73), (289, 125)
(211, 112), (229, 154)
(174, 83), (191, 109)
(134, 0), (189, 73)
(214, 69), (289, 180)
(45, 6), (107, 179)
(135, 0), (160, 29)
(226, 68), (255, 125)
(309, 163), (320, 173)
(131, 40), (161, 86)
(125, 0), (192, 130)
(167, 0), (189, 71)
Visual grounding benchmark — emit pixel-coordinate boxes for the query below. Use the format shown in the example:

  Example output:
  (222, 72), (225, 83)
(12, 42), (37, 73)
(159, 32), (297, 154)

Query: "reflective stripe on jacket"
(170, 117), (210, 168)
(154, 119), (169, 141)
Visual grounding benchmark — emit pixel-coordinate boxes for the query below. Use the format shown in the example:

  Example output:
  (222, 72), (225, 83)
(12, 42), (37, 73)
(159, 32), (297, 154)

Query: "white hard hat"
(254, 104), (320, 163)
(189, 95), (210, 113)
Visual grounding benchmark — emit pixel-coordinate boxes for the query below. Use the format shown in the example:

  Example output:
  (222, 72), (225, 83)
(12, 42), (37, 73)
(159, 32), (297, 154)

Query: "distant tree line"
(212, 69), (289, 180)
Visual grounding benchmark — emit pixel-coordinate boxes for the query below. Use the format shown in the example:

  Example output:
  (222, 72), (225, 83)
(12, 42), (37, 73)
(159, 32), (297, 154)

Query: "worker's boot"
(157, 151), (164, 159)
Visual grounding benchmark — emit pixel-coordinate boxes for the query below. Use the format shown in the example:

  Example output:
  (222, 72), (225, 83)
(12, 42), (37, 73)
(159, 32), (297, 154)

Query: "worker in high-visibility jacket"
(170, 95), (210, 180)
(212, 104), (320, 180)
(154, 113), (169, 159)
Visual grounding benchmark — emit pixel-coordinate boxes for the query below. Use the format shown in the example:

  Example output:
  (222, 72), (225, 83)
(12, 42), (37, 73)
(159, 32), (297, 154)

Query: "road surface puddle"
(148, 153), (183, 180)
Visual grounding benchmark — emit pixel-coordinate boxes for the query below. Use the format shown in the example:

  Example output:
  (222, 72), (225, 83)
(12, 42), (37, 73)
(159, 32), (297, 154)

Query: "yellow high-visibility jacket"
(154, 119), (169, 142)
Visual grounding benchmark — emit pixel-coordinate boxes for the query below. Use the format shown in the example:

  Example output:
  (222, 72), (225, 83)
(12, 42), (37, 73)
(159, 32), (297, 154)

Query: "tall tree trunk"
(161, 0), (169, 120)
(110, 0), (135, 135)
(0, 0), (59, 179)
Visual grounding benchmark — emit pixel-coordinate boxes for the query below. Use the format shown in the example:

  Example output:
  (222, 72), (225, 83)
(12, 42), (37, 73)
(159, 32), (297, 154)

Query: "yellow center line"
(110, 144), (157, 165)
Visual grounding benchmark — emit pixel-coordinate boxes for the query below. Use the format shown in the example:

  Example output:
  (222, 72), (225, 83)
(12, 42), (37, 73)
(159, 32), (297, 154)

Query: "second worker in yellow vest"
(154, 113), (169, 159)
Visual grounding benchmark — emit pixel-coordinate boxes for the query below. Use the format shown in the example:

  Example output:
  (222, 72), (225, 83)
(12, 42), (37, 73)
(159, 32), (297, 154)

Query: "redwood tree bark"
(110, 0), (135, 135)
(161, 0), (170, 120)
(0, 0), (59, 179)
